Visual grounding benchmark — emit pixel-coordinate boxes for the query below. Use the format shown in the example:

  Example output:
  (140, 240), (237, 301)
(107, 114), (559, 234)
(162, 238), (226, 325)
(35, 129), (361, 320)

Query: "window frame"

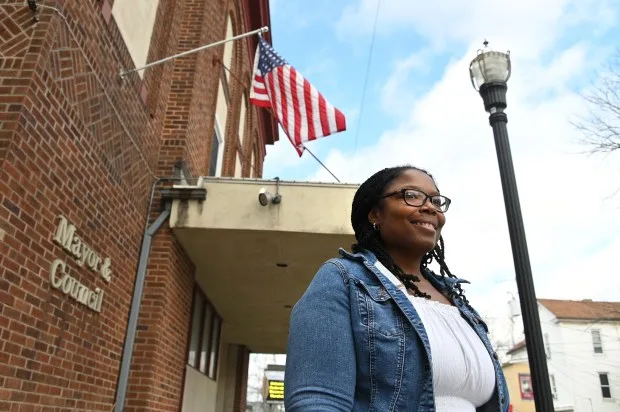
(221, 13), (235, 85)
(599, 372), (611, 399)
(550, 374), (558, 400)
(187, 289), (205, 369)
(208, 118), (225, 177)
(208, 315), (222, 379)
(250, 146), (256, 178)
(186, 285), (223, 380)
(591, 329), (603, 354)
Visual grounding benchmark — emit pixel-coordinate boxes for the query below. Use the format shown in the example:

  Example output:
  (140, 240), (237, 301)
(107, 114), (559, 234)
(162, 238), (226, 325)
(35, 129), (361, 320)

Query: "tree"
(574, 51), (620, 153)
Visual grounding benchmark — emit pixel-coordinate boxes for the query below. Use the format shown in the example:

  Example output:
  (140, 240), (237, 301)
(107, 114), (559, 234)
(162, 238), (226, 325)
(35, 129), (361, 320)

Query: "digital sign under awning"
(266, 379), (284, 402)
(264, 367), (285, 404)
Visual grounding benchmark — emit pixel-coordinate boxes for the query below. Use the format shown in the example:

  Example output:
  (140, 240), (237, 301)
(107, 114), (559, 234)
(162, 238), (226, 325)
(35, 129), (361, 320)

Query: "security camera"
(258, 188), (272, 206)
(258, 188), (282, 206)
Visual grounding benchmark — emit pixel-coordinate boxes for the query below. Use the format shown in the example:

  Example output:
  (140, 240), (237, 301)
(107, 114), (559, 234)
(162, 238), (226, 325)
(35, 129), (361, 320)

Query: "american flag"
(250, 37), (346, 157)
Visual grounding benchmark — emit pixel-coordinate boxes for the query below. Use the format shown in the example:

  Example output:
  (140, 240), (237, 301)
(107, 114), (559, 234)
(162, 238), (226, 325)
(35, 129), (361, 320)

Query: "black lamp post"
(469, 41), (554, 411)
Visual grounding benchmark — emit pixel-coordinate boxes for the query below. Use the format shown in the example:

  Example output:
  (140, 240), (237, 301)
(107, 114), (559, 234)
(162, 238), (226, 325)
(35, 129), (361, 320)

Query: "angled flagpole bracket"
(119, 26), (269, 80)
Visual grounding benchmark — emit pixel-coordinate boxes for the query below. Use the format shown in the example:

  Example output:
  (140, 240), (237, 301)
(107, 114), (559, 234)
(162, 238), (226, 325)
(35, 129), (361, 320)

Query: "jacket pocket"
(355, 279), (405, 338)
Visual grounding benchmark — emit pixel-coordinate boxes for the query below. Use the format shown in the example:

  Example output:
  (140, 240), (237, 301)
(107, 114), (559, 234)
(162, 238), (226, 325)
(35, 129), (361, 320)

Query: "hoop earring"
(372, 222), (380, 231)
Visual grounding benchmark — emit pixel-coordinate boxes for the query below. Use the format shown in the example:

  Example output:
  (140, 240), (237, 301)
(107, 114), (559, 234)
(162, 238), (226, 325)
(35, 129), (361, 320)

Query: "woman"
(284, 166), (509, 411)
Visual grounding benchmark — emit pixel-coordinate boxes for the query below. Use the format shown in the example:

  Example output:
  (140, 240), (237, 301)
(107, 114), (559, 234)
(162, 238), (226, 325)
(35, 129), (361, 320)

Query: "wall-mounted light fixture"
(258, 177), (282, 206)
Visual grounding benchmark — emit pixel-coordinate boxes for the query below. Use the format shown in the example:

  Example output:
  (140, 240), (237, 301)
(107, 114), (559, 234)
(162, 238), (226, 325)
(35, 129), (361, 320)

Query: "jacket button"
(493, 352), (498, 360)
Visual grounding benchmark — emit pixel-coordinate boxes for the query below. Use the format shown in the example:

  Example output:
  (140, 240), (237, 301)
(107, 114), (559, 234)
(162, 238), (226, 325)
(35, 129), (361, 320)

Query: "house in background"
(503, 299), (620, 412)
(503, 340), (535, 412)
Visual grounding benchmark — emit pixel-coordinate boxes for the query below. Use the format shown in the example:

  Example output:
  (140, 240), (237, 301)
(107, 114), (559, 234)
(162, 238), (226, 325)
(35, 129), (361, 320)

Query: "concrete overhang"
(169, 177), (358, 353)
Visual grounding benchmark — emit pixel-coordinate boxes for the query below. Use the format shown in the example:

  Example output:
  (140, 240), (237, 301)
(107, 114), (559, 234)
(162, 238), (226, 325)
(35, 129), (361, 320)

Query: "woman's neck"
(386, 248), (424, 276)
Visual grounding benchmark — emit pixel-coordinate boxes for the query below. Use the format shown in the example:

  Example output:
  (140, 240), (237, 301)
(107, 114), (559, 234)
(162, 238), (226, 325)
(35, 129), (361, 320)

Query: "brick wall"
(233, 346), (251, 412)
(0, 0), (267, 410)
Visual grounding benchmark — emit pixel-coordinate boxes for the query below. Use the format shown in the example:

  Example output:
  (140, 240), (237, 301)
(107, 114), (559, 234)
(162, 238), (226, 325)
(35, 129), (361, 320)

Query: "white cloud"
(262, 136), (309, 178)
(337, 0), (618, 59)
(262, 125), (345, 181)
(381, 48), (434, 115)
(307, 0), (620, 328)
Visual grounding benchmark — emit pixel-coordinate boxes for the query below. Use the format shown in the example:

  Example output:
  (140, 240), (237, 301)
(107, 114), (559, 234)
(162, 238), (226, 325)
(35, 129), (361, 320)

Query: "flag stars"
(250, 37), (347, 157)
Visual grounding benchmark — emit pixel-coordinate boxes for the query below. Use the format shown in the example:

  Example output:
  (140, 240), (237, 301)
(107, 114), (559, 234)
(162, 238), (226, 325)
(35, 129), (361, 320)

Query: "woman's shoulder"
(313, 248), (374, 283)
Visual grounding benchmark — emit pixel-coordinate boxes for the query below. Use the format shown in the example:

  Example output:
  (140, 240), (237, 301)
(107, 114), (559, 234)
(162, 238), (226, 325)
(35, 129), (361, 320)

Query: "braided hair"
(351, 166), (470, 304)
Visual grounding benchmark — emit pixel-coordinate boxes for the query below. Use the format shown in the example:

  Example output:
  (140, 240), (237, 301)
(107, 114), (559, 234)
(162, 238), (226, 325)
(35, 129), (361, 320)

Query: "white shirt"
(375, 263), (496, 411)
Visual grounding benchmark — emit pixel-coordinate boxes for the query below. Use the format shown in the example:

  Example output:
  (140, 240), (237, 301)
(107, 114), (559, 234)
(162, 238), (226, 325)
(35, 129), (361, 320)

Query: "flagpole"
(300, 144), (340, 183)
(119, 26), (269, 79)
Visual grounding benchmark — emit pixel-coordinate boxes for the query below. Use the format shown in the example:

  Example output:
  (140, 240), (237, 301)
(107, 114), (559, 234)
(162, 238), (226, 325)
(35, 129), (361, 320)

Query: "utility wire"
(352, 0), (381, 156)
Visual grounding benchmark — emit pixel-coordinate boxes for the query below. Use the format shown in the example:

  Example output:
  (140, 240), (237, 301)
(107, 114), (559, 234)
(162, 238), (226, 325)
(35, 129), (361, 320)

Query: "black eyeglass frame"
(381, 188), (452, 212)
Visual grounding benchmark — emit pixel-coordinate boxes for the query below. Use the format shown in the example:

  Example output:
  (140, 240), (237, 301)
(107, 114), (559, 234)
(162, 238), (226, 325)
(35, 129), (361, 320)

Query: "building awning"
(169, 177), (358, 353)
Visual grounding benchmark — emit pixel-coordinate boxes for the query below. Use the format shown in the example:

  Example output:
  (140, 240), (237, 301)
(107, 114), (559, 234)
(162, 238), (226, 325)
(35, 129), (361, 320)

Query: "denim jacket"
(285, 248), (509, 412)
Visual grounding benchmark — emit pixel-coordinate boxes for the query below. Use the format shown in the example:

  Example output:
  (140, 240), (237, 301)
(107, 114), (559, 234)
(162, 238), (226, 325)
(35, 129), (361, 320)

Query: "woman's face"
(369, 169), (446, 255)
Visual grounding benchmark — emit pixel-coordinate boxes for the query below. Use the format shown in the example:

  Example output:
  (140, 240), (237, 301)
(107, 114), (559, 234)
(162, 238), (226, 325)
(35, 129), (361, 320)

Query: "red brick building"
(0, 0), (279, 410)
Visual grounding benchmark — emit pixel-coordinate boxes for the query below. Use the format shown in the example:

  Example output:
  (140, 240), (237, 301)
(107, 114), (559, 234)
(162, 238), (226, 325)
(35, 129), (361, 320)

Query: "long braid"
(423, 236), (471, 307)
(351, 165), (472, 306)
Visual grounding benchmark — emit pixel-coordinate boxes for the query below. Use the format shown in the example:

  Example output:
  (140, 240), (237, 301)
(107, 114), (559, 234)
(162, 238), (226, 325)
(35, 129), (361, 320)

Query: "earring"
(372, 222), (380, 231)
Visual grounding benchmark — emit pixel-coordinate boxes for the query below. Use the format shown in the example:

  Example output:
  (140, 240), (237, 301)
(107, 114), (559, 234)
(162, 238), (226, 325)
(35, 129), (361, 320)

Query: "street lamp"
(469, 41), (555, 411)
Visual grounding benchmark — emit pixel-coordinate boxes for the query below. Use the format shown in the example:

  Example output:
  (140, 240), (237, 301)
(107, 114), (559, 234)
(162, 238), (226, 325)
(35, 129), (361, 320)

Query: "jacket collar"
(338, 247), (471, 291)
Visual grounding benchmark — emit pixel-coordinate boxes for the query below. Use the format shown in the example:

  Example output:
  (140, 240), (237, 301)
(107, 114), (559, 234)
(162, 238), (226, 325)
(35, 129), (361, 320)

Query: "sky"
(258, 0), (620, 352)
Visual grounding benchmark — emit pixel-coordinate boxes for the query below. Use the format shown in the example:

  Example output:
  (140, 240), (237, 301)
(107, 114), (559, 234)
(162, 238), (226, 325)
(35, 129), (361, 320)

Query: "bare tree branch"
(573, 50), (620, 154)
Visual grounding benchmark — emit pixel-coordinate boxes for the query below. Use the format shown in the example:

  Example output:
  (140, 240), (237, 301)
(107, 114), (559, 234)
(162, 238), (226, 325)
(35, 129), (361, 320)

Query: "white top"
(375, 263), (496, 411)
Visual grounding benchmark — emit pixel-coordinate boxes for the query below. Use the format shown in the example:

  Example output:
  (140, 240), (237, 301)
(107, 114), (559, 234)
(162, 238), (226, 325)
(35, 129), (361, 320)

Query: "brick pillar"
(157, 0), (226, 177)
(125, 230), (195, 411)
(0, 5), (53, 163)
(125, 0), (228, 410)
(233, 346), (250, 412)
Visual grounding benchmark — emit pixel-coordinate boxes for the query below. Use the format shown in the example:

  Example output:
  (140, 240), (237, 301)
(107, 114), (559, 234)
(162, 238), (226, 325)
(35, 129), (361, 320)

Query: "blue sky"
(260, 0), (620, 344)
(264, 0), (620, 181)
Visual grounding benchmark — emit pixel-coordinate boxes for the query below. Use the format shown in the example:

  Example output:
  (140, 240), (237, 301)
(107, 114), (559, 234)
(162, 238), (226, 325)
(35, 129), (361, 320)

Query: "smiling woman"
(284, 165), (510, 411)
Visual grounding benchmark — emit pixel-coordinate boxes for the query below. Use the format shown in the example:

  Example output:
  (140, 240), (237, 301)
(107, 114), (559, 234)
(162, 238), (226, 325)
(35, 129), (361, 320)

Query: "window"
(211, 80), (228, 177)
(216, 79), (230, 126)
(544, 333), (551, 359)
(234, 93), (248, 178)
(199, 304), (213, 374)
(550, 374), (557, 400)
(187, 289), (203, 366)
(250, 149), (256, 178)
(208, 316), (221, 379)
(187, 287), (222, 380)
(208, 129), (221, 177)
(234, 151), (243, 178)
(592, 330), (603, 353)
(111, 0), (160, 77)
(222, 14), (234, 82)
(208, 119), (225, 177)
(239, 94), (248, 144)
(599, 373), (611, 399)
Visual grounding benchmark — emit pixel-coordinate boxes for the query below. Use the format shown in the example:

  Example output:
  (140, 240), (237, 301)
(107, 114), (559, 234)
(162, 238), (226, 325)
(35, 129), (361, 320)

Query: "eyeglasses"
(381, 189), (451, 212)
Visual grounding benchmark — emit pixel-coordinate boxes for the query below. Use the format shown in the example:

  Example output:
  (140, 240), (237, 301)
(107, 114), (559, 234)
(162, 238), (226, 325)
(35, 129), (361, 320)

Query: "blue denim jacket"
(285, 248), (509, 411)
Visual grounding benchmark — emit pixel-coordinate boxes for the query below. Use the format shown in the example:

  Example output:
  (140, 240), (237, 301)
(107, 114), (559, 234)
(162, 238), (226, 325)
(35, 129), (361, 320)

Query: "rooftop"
(506, 298), (620, 355)
(507, 339), (527, 355)
(539, 298), (620, 322)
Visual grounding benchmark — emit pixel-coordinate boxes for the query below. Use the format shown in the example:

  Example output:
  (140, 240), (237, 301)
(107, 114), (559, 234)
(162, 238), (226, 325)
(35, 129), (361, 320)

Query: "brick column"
(233, 346), (250, 412)
(125, 0), (229, 410)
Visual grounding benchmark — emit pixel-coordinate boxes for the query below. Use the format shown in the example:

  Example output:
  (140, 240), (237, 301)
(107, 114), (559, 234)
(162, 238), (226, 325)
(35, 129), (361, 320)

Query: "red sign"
(519, 373), (534, 400)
